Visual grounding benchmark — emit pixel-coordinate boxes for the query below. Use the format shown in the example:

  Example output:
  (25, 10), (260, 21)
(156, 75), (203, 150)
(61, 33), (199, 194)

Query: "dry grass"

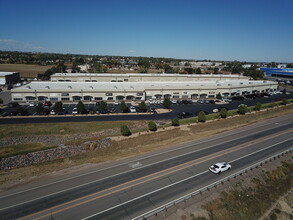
(0, 64), (54, 78)
(0, 105), (292, 188)
(0, 120), (140, 139)
(0, 143), (55, 158)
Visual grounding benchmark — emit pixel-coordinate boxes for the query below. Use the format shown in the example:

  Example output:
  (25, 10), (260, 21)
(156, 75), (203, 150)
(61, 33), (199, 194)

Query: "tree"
(198, 111), (206, 122)
(213, 67), (219, 74)
(163, 64), (174, 73)
(196, 68), (202, 74)
(219, 108), (228, 118)
(119, 101), (128, 113)
(216, 92), (222, 100)
(138, 59), (150, 73)
(148, 121), (157, 131)
(54, 101), (63, 113)
(16, 105), (28, 116)
(139, 101), (146, 112)
(98, 100), (108, 113)
(238, 104), (248, 115)
(254, 102), (262, 111)
(121, 125), (131, 136)
(184, 68), (195, 74)
(76, 101), (86, 114)
(91, 62), (107, 73)
(171, 118), (180, 126)
(163, 98), (171, 109)
(56, 61), (67, 73)
(35, 103), (44, 114)
(0, 98), (3, 104)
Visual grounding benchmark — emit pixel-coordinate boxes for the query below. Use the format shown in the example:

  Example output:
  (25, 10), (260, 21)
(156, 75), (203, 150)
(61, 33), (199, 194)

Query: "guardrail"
(133, 147), (293, 220)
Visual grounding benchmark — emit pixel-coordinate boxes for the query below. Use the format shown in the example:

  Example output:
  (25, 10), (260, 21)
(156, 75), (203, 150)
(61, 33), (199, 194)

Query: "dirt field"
(0, 64), (54, 78)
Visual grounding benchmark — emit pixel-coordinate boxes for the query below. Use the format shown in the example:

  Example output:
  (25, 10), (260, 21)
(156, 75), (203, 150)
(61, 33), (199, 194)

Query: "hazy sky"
(0, 0), (292, 62)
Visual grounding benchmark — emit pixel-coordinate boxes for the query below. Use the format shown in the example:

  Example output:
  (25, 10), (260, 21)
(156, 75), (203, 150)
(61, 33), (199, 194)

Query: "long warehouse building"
(11, 73), (278, 103)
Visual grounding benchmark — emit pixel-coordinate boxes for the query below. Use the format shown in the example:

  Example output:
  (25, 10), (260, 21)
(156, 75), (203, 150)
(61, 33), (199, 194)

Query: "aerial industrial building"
(260, 68), (293, 78)
(0, 72), (20, 85)
(11, 73), (278, 103)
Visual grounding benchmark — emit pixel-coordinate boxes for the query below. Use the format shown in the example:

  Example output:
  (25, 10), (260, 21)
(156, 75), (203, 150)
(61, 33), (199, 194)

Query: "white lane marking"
(129, 162), (142, 169)
(0, 119), (291, 200)
(82, 138), (293, 220)
(2, 133), (291, 212)
(81, 170), (209, 220)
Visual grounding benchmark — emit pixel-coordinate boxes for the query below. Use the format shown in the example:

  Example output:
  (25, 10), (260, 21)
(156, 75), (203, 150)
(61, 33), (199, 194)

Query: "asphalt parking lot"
(0, 91), (292, 124)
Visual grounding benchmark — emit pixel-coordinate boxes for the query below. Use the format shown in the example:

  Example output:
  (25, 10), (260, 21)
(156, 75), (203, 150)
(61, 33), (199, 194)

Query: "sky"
(0, 0), (292, 62)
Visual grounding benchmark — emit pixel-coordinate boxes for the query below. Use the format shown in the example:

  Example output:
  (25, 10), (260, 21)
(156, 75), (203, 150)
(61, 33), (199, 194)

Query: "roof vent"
(68, 85), (72, 89)
(45, 86), (50, 89)
(90, 86), (93, 89)
(26, 86), (31, 89)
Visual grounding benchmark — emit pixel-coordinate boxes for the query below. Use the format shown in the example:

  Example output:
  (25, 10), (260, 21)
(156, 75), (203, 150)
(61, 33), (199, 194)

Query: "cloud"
(0, 39), (44, 51)
(0, 39), (18, 45)
(129, 50), (135, 53)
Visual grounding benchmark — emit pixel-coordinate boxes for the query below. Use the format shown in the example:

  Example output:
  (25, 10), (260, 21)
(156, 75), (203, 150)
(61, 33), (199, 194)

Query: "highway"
(0, 115), (292, 219)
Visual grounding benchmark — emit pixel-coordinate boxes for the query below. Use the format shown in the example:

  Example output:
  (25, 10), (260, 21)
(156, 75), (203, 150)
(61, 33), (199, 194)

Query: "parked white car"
(171, 99), (177, 104)
(72, 108), (78, 114)
(129, 106), (136, 113)
(209, 162), (231, 174)
(50, 110), (55, 115)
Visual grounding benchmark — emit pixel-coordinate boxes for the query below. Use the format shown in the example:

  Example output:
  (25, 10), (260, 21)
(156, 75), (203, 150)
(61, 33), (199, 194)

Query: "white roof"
(51, 72), (247, 79)
(0, 72), (18, 76)
(12, 80), (277, 92)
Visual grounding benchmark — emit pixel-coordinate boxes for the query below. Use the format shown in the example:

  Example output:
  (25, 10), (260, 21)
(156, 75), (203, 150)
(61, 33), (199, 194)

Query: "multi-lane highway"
(0, 114), (292, 219)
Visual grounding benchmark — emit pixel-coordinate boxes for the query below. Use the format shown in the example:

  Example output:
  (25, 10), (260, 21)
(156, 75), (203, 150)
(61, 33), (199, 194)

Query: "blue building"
(260, 68), (293, 78)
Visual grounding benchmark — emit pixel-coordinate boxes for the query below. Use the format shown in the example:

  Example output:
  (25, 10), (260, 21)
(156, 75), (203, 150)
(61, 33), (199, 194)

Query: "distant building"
(0, 72), (20, 85)
(242, 64), (252, 68)
(78, 64), (90, 72)
(277, 64), (287, 68)
(260, 68), (293, 78)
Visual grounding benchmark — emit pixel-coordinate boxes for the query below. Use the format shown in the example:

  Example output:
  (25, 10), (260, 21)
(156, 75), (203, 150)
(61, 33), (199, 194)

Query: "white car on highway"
(209, 162), (231, 174)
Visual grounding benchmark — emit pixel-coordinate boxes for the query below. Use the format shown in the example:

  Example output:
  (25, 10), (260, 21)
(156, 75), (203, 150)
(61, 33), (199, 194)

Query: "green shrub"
(77, 100), (86, 114)
(198, 111), (206, 122)
(254, 102), (262, 111)
(139, 101), (146, 112)
(119, 101), (128, 113)
(216, 92), (222, 100)
(98, 100), (108, 113)
(120, 125), (131, 136)
(219, 108), (228, 118)
(162, 98), (171, 109)
(148, 121), (157, 131)
(282, 98), (290, 105)
(238, 104), (248, 115)
(269, 102), (277, 108)
(54, 101), (63, 113)
(171, 118), (180, 126)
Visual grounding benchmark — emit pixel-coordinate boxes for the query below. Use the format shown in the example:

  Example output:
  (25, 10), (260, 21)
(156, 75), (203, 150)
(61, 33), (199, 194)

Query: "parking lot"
(0, 90), (292, 124)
